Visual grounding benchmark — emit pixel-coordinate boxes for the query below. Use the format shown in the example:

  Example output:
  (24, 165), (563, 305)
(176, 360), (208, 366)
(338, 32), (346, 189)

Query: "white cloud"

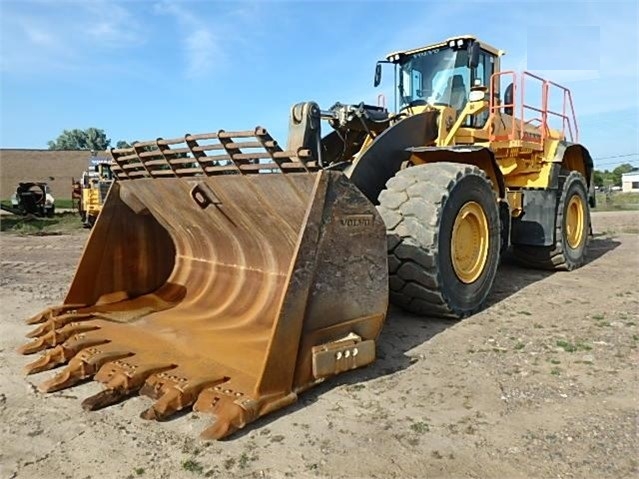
(153, 0), (262, 79)
(154, 0), (224, 78)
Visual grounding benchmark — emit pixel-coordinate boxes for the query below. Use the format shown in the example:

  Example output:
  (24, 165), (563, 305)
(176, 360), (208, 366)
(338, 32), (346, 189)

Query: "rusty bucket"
(19, 129), (388, 439)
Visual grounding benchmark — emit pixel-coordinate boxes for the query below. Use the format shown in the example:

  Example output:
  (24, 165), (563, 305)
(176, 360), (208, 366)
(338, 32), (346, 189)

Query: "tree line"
(47, 128), (130, 151)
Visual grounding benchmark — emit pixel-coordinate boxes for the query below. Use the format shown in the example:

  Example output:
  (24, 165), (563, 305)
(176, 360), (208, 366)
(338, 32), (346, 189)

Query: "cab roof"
(386, 35), (504, 61)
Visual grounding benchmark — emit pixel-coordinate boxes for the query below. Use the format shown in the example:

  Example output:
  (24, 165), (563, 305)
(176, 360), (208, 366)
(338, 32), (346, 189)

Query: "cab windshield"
(398, 46), (470, 112)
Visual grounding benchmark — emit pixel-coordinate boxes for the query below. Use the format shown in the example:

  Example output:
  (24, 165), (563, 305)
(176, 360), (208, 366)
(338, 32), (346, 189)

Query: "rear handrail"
(110, 127), (320, 180)
(489, 71), (578, 145)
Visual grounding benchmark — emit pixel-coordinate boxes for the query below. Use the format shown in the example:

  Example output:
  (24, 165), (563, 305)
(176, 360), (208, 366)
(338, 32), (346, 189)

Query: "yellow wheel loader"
(77, 156), (115, 227)
(19, 35), (594, 440)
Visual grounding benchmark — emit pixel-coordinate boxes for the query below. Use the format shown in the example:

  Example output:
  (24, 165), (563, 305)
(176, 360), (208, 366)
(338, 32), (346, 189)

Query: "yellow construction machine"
(20, 35), (593, 440)
(75, 156), (115, 227)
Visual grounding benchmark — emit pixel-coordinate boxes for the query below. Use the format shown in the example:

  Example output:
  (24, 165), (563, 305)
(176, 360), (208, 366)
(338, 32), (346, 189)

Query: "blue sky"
(1, 0), (637, 171)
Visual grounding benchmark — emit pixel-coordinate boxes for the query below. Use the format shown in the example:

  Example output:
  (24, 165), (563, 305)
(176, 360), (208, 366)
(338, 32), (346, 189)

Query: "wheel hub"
(565, 194), (585, 249)
(451, 201), (489, 284)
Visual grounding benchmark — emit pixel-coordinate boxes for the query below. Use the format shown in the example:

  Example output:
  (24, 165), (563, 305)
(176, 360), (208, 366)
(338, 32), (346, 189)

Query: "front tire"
(377, 163), (501, 318)
(513, 171), (590, 270)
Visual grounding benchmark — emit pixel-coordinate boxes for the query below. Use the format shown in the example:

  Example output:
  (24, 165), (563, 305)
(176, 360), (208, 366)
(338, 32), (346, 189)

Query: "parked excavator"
(19, 35), (593, 440)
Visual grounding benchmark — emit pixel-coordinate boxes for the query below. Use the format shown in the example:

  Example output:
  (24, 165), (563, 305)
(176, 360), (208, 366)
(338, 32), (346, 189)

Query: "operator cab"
(375, 35), (503, 125)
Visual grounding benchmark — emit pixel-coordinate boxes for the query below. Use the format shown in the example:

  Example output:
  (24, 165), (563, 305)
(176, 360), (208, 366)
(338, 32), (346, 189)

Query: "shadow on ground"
(230, 235), (622, 439)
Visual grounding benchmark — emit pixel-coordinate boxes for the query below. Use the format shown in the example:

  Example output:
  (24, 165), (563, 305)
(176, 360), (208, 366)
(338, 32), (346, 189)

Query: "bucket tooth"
(25, 304), (86, 325)
(39, 348), (133, 393)
(18, 323), (100, 355)
(24, 336), (110, 375)
(26, 313), (94, 339)
(82, 361), (176, 411)
(193, 384), (265, 440)
(140, 373), (227, 421)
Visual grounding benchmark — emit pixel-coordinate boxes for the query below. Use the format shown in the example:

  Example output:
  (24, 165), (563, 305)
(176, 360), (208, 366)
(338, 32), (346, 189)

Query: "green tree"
(116, 140), (131, 149)
(593, 170), (604, 188)
(47, 128), (111, 150)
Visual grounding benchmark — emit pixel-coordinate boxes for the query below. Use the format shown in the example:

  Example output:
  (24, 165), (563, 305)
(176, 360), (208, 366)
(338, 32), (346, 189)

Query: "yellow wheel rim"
(565, 194), (585, 249)
(451, 201), (489, 284)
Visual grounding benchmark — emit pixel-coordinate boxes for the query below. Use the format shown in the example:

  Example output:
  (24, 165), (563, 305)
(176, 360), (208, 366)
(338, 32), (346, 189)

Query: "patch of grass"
(410, 421), (430, 434)
(549, 358), (561, 365)
(518, 310), (532, 316)
(533, 323), (544, 329)
(238, 452), (251, 469)
(182, 459), (204, 474)
(556, 340), (592, 352)
(632, 334), (639, 341)
(575, 341), (592, 351)
(550, 367), (561, 376)
(556, 340), (577, 352)
(592, 314), (605, 321)
(593, 192), (639, 212)
(1, 211), (82, 235)
(134, 468), (145, 476)
(223, 458), (236, 470)
(514, 342), (525, 350)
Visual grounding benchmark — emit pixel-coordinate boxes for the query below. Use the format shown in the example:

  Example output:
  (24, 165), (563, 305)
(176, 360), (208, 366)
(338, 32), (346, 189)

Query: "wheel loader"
(75, 156), (115, 227)
(19, 35), (593, 440)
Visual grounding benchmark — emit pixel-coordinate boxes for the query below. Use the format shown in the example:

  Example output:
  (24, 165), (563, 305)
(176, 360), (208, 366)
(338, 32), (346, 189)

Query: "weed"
(550, 358), (561, 365)
(556, 340), (577, 352)
(223, 458), (236, 470)
(633, 334), (639, 341)
(592, 314), (605, 321)
(550, 367), (561, 376)
(182, 459), (204, 474)
(626, 322), (636, 327)
(518, 311), (532, 316)
(134, 468), (145, 476)
(238, 452), (251, 469)
(575, 341), (592, 351)
(533, 323), (544, 329)
(410, 421), (430, 434)
(514, 342), (525, 350)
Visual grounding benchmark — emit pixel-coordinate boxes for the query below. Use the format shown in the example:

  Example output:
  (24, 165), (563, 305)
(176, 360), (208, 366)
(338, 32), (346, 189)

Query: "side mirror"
(374, 62), (382, 87)
(468, 41), (480, 69)
(504, 83), (514, 116)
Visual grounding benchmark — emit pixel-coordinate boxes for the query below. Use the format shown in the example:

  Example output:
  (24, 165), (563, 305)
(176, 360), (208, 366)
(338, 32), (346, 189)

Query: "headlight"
(469, 90), (486, 102)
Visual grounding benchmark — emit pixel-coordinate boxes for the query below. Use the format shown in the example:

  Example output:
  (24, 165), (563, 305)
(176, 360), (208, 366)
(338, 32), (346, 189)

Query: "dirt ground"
(0, 211), (637, 479)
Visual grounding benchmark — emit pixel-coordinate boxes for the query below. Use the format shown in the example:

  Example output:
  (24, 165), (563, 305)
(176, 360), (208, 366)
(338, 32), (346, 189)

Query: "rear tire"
(377, 163), (501, 318)
(512, 171), (590, 271)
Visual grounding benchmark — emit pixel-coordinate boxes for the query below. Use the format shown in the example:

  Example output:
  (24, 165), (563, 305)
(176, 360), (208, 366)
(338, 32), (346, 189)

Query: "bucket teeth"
(194, 385), (256, 440)
(25, 304), (86, 325)
(140, 373), (227, 421)
(24, 335), (110, 375)
(39, 348), (133, 393)
(26, 313), (94, 339)
(18, 323), (100, 355)
(82, 361), (176, 411)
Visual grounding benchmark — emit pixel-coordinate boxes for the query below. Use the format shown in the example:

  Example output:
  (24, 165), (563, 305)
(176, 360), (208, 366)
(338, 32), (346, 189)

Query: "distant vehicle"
(1, 182), (55, 217)
(75, 156), (114, 227)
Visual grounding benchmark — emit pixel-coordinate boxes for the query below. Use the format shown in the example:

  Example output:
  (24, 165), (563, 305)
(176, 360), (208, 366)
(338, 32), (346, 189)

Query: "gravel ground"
(0, 211), (637, 479)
